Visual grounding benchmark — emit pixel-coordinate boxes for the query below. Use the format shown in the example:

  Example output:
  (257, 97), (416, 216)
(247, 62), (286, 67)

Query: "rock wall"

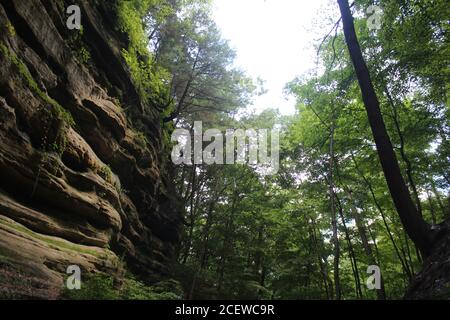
(0, 0), (181, 299)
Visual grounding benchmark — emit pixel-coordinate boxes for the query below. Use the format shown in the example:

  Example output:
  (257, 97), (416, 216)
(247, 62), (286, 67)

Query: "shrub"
(63, 273), (182, 300)
(63, 274), (119, 300)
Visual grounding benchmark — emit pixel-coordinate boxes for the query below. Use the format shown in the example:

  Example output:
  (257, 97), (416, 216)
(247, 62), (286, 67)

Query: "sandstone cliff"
(0, 0), (181, 299)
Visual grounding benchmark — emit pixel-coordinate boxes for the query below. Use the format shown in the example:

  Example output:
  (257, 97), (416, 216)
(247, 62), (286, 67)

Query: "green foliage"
(172, 0), (449, 300)
(121, 277), (182, 300)
(134, 131), (149, 148)
(64, 274), (119, 300)
(120, 48), (170, 105)
(77, 46), (91, 64)
(63, 273), (182, 300)
(116, 0), (172, 108)
(3, 0), (447, 301)
(66, 25), (93, 66)
(0, 217), (101, 257)
(50, 138), (67, 156)
(98, 165), (114, 184)
(5, 21), (15, 37)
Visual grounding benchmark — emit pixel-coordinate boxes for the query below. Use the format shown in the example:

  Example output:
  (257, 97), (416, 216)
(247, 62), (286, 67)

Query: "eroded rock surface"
(0, 0), (181, 298)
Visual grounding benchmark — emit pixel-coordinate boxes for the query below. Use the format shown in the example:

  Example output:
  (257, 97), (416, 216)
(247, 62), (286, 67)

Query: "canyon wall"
(0, 0), (181, 298)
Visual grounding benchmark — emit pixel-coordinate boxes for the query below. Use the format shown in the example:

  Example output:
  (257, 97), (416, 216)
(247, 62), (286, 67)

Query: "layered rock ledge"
(0, 0), (181, 298)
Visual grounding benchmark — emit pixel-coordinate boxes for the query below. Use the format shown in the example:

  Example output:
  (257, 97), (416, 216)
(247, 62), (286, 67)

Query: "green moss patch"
(0, 42), (74, 127)
(0, 217), (102, 257)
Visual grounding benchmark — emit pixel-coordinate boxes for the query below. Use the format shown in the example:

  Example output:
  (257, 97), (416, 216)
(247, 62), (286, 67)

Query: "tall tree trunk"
(351, 154), (412, 280)
(254, 222), (266, 299)
(328, 121), (341, 299)
(427, 190), (437, 224)
(366, 223), (387, 298)
(347, 190), (386, 299)
(430, 180), (447, 219)
(337, 0), (433, 257)
(311, 218), (333, 300)
(188, 178), (220, 299)
(403, 231), (415, 275)
(181, 165), (198, 264)
(384, 87), (423, 218)
(217, 180), (238, 294)
(335, 193), (363, 298)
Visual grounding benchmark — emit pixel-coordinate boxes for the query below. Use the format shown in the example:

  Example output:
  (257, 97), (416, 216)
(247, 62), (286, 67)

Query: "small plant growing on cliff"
(50, 139), (67, 157)
(111, 97), (123, 109)
(5, 21), (16, 37)
(134, 131), (149, 148)
(77, 46), (91, 64)
(99, 165), (114, 184)
(67, 25), (92, 66)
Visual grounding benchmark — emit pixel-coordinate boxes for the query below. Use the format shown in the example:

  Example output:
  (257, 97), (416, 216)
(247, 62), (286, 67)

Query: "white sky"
(212, 0), (339, 115)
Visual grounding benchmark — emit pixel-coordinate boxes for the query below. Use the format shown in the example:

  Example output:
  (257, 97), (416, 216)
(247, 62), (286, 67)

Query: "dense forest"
(0, 0), (448, 301)
(146, 0), (449, 299)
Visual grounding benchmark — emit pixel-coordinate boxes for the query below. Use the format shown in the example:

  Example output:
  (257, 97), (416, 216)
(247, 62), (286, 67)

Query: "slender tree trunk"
(427, 190), (437, 224)
(347, 190), (386, 299)
(311, 219), (333, 299)
(403, 231), (415, 275)
(366, 223), (387, 298)
(178, 166), (186, 195)
(431, 181), (447, 219)
(181, 165), (198, 264)
(188, 179), (220, 299)
(335, 193), (363, 298)
(399, 240), (414, 277)
(217, 180), (238, 294)
(328, 121), (341, 299)
(164, 50), (201, 122)
(351, 154), (412, 280)
(367, 224), (380, 264)
(385, 87), (423, 218)
(254, 223), (266, 299)
(337, 0), (433, 257)
(181, 189), (203, 264)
